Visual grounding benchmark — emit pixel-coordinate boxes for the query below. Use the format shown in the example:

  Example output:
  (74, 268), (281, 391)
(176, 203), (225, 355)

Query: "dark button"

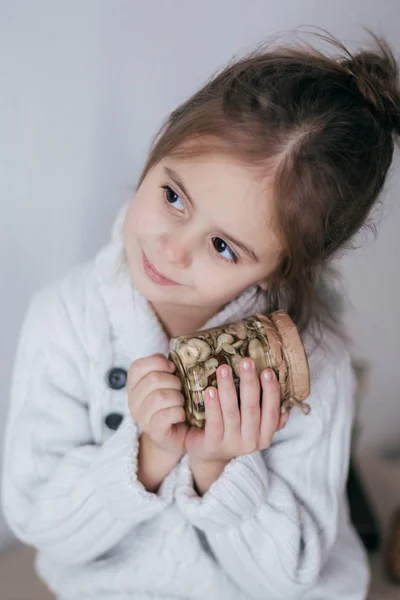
(107, 368), (127, 390)
(105, 412), (124, 430)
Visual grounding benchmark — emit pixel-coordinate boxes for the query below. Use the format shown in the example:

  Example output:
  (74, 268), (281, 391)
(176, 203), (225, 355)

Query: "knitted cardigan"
(2, 206), (370, 599)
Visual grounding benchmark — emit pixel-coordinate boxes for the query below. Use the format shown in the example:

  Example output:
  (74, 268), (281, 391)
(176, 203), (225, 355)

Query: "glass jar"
(169, 309), (310, 429)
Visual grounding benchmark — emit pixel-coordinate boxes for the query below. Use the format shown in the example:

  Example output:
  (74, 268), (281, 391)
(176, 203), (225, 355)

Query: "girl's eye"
(212, 237), (238, 263)
(162, 185), (184, 211)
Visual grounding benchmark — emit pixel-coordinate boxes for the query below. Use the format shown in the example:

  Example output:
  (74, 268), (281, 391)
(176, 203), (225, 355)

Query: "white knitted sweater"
(2, 207), (370, 600)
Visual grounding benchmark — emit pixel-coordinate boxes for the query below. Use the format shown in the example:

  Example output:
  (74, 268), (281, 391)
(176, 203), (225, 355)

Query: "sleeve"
(1, 288), (177, 566)
(174, 339), (356, 600)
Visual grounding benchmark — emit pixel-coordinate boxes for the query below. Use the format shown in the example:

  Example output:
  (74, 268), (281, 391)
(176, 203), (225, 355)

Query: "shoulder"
(267, 327), (355, 459)
(26, 202), (130, 345)
(21, 233), (132, 363)
(22, 256), (105, 360)
(31, 259), (94, 312)
(305, 327), (353, 383)
(300, 327), (356, 419)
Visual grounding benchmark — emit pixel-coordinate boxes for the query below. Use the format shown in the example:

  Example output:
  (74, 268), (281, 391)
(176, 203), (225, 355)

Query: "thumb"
(277, 410), (290, 431)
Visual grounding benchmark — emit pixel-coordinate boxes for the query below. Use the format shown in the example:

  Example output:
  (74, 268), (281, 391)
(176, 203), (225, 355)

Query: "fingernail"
(263, 369), (274, 382)
(208, 387), (216, 398)
(241, 359), (253, 372)
(168, 360), (176, 371)
(220, 366), (230, 378)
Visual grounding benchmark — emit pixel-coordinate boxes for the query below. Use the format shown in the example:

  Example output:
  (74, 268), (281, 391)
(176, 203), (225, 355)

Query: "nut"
(177, 338), (211, 367)
(225, 322), (248, 340)
(204, 357), (218, 376)
(248, 338), (267, 373)
(215, 333), (235, 353)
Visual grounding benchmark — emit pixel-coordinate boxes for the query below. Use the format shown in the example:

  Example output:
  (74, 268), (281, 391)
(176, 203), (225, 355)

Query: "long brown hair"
(135, 29), (400, 339)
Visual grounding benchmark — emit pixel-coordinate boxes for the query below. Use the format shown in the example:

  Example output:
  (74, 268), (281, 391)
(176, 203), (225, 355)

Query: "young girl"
(2, 31), (399, 600)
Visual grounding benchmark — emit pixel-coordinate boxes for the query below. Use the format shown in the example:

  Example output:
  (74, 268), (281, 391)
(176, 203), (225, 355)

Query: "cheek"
(126, 195), (158, 237)
(194, 262), (260, 304)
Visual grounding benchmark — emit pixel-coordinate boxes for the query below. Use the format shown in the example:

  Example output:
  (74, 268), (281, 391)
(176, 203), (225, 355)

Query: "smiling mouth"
(142, 252), (180, 286)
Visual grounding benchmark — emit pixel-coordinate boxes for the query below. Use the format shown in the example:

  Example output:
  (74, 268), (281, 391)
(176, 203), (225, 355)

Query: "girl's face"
(123, 153), (282, 314)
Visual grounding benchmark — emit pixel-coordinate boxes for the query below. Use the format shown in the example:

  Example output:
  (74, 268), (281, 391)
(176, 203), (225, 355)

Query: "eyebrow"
(164, 166), (259, 262)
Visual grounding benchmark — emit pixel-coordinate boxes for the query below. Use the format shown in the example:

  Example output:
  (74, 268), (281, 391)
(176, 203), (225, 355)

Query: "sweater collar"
(95, 203), (270, 361)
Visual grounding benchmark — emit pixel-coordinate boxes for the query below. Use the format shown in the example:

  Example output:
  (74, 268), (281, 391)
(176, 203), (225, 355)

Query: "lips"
(142, 252), (179, 286)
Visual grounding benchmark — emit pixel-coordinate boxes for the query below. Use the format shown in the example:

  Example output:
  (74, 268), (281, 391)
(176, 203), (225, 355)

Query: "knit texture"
(1, 205), (370, 599)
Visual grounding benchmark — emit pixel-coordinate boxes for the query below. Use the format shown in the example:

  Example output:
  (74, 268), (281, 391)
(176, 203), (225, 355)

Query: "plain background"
(0, 0), (399, 551)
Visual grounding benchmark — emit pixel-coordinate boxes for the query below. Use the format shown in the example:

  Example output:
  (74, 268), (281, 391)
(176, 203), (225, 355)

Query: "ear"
(258, 280), (269, 291)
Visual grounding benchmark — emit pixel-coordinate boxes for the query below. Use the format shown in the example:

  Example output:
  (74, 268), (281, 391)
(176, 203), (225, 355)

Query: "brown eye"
(162, 185), (184, 210)
(212, 237), (237, 262)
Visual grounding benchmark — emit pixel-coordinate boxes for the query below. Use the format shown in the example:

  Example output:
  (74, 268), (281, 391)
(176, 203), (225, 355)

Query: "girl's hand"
(184, 358), (289, 463)
(128, 354), (188, 457)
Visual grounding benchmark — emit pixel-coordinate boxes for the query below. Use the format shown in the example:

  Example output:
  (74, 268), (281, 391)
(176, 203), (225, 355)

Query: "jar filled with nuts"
(169, 309), (311, 429)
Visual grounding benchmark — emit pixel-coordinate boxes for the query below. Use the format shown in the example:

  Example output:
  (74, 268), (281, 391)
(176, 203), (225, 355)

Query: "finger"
(277, 409), (290, 431)
(140, 388), (185, 427)
(259, 369), (281, 447)
(128, 354), (175, 390)
(132, 371), (182, 411)
(149, 405), (186, 436)
(239, 358), (261, 449)
(203, 387), (224, 453)
(216, 365), (240, 441)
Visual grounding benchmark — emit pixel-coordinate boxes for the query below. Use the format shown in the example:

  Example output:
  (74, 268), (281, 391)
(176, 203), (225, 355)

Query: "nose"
(160, 233), (191, 269)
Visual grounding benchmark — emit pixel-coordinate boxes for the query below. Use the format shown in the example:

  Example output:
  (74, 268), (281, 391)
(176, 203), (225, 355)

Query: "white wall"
(1, 0), (399, 551)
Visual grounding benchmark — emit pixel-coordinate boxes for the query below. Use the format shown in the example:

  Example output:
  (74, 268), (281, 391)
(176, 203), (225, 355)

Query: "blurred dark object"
(316, 274), (381, 553)
(346, 358), (380, 552)
(347, 459), (381, 552)
(385, 506), (400, 583)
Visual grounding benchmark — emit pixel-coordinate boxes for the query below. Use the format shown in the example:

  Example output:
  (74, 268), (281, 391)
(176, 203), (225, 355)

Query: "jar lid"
(256, 311), (310, 402)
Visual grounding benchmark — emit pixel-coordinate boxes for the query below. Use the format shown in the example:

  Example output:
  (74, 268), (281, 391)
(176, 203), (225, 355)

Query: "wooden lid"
(256, 310), (310, 402)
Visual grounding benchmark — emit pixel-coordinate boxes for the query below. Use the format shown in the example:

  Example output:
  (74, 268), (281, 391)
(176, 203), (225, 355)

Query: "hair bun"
(342, 37), (400, 135)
